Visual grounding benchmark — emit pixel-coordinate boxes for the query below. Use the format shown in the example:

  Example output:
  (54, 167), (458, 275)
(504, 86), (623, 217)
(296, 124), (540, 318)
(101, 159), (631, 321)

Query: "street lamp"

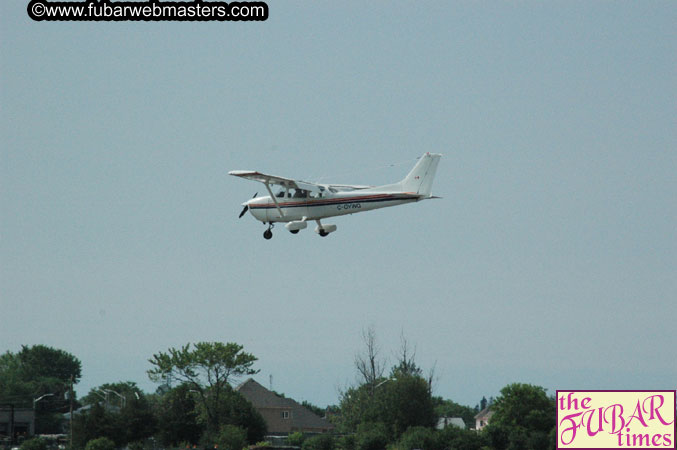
(375, 377), (395, 388)
(104, 389), (126, 408)
(33, 393), (55, 409)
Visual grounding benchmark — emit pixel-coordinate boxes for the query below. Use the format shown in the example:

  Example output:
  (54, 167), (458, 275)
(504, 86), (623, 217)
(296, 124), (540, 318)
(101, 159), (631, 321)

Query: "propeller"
(238, 192), (258, 218)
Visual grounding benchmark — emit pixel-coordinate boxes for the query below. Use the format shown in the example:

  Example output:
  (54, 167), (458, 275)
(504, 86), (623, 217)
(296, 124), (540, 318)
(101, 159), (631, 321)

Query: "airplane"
(229, 152), (442, 239)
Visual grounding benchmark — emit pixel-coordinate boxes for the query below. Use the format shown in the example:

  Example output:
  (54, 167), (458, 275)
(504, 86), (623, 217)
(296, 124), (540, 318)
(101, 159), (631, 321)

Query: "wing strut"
(264, 182), (285, 218)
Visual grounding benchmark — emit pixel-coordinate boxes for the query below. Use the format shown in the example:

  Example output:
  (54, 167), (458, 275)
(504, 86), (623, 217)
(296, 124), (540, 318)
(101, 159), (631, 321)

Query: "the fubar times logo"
(557, 390), (676, 449)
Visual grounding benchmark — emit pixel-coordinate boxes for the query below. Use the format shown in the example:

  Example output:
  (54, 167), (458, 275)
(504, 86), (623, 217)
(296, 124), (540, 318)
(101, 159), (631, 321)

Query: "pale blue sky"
(1, 1), (675, 408)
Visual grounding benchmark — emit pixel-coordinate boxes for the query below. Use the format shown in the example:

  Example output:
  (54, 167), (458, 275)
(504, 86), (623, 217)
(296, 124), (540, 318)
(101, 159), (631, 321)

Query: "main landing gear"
(263, 223), (274, 240)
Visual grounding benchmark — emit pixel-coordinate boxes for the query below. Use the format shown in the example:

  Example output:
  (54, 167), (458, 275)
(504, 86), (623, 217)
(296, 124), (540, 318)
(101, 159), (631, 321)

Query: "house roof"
(474, 406), (494, 420)
(436, 417), (466, 429)
(235, 378), (334, 431)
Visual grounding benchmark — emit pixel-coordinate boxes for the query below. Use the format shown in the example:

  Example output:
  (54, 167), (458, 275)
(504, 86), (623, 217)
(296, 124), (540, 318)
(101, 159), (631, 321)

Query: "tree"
(71, 402), (119, 449)
(84, 437), (115, 450)
(339, 329), (436, 440)
(117, 387), (157, 444)
(484, 383), (555, 450)
(19, 438), (47, 450)
(214, 425), (247, 450)
(354, 327), (386, 389)
(436, 425), (488, 450)
(338, 374), (435, 439)
(390, 332), (421, 378)
(301, 434), (335, 450)
(72, 382), (156, 449)
(355, 422), (389, 450)
(17, 345), (81, 384)
(147, 342), (259, 436)
(155, 384), (203, 446)
(432, 397), (477, 429)
(380, 374), (436, 437)
(396, 427), (437, 450)
(81, 381), (139, 407)
(0, 346), (81, 434)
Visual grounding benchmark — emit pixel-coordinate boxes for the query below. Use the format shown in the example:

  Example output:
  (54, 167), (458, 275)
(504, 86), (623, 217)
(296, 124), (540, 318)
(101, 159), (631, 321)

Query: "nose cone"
(246, 197), (267, 222)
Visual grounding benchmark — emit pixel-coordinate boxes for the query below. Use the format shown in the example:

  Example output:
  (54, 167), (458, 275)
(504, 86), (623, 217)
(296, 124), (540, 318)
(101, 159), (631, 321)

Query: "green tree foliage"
(196, 384), (266, 444)
(354, 422), (389, 450)
(147, 342), (258, 433)
(301, 400), (326, 418)
(383, 374), (436, 437)
(432, 397), (477, 429)
(72, 402), (119, 449)
(17, 345), (81, 385)
(84, 437), (115, 450)
(396, 426), (436, 450)
(301, 435), (335, 450)
(71, 382), (156, 449)
(214, 425), (247, 450)
(287, 432), (305, 447)
(0, 351), (32, 403)
(436, 425), (488, 450)
(484, 383), (555, 450)
(118, 388), (157, 444)
(0, 346), (81, 434)
(155, 384), (203, 446)
(81, 381), (139, 406)
(336, 435), (355, 450)
(339, 376), (435, 440)
(19, 438), (47, 450)
(0, 345), (81, 405)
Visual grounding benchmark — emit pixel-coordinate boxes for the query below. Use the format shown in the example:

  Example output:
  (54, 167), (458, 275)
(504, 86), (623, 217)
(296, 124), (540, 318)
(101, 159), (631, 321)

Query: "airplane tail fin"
(400, 153), (442, 197)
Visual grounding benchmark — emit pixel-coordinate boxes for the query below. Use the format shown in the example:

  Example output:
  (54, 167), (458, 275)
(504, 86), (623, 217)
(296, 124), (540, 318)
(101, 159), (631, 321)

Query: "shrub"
(84, 438), (115, 450)
(355, 423), (389, 450)
(288, 432), (305, 447)
(397, 427), (437, 450)
(215, 425), (248, 450)
(20, 438), (47, 450)
(301, 435), (335, 450)
(336, 435), (355, 450)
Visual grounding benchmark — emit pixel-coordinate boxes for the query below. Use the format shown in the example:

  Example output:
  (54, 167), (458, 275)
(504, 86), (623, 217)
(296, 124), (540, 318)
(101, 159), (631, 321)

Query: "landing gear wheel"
(263, 229), (273, 240)
(290, 229), (299, 234)
(319, 229), (328, 237)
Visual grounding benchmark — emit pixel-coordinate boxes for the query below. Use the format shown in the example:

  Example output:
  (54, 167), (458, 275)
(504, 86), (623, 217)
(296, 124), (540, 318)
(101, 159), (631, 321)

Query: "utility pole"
(69, 375), (74, 450)
(9, 404), (14, 445)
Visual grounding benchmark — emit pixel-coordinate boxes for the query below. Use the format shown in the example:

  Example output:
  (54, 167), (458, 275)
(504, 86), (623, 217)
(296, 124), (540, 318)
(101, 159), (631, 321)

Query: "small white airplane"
(229, 152), (442, 239)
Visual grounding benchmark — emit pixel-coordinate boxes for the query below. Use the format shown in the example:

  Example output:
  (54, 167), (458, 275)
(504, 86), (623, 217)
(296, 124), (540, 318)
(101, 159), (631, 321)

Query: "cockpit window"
(293, 189), (308, 198)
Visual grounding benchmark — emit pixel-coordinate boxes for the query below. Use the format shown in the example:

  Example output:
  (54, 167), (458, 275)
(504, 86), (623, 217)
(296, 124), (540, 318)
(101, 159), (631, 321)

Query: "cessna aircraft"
(230, 152), (441, 239)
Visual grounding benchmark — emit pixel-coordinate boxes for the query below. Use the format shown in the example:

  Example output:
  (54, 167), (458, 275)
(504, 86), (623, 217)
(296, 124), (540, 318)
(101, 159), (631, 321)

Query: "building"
(436, 416), (466, 430)
(0, 407), (35, 442)
(235, 379), (334, 435)
(474, 407), (494, 431)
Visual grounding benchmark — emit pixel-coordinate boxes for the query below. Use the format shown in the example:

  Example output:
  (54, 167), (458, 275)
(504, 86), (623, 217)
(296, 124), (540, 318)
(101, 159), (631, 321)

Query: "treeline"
(1, 337), (556, 450)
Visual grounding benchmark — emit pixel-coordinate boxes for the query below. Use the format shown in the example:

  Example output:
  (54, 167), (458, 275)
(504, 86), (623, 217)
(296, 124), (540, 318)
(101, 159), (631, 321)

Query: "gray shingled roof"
(236, 378), (334, 430)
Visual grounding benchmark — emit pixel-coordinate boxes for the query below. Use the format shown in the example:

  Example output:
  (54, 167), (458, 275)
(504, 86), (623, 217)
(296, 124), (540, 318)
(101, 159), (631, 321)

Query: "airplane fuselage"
(247, 191), (421, 223)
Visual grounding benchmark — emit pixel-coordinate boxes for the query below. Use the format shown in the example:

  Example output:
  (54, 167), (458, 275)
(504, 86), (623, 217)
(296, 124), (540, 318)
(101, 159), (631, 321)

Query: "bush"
(356, 423), (389, 450)
(84, 438), (115, 450)
(20, 438), (47, 450)
(215, 425), (248, 450)
(397, 427), (437, 450)
(301, 435), (335, 450)
(437, 425), (488, 450)
(288, 432), (305, 447)
(336, 435), (355, 450)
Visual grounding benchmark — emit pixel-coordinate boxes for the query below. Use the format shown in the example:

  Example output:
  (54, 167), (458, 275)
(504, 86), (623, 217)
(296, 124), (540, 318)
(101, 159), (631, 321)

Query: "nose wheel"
(263, 223), (274, 240)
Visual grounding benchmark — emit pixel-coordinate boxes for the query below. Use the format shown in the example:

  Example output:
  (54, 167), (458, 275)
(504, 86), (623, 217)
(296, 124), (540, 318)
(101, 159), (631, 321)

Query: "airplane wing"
(229, 170), (323, 193)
